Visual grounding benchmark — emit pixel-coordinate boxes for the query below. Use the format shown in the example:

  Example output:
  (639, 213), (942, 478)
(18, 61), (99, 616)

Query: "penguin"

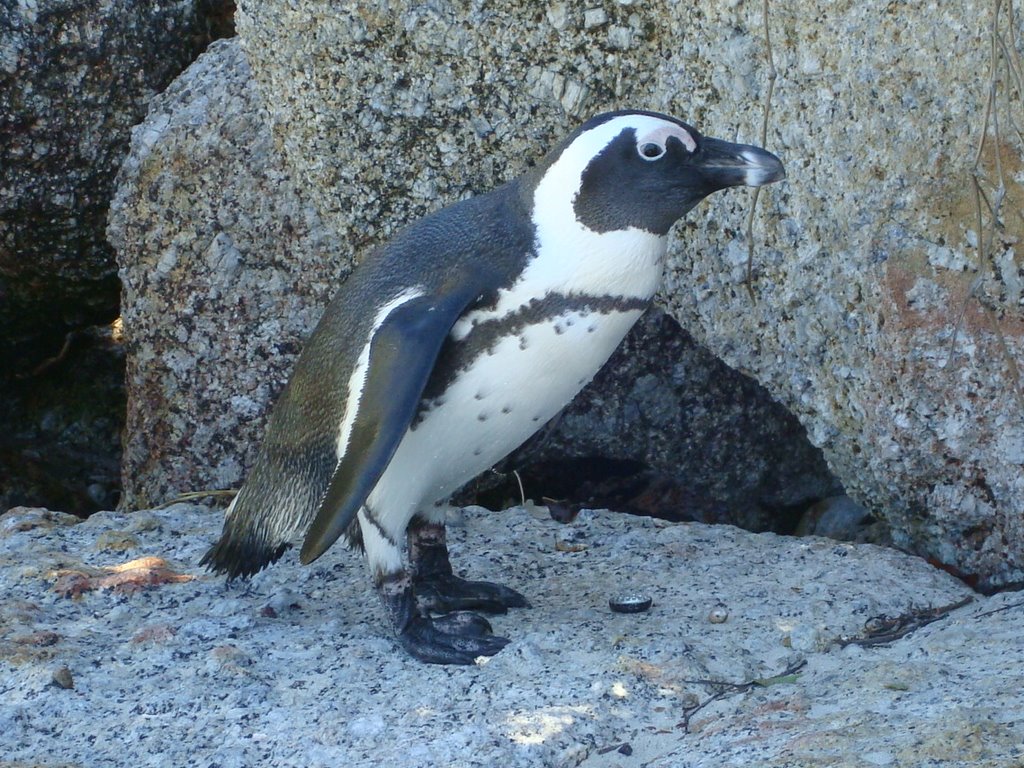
(201, 109), (785, 664)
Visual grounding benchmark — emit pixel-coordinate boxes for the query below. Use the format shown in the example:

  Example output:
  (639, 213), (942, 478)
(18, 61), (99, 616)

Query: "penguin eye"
(638, 142), (666, 161)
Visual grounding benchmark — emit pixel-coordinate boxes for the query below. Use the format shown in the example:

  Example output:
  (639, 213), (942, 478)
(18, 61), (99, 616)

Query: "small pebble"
(708, 605), (729, 624)
(52, 665), (74, 689)
(546, 499), (578, 523)
(865, 616), (890, 633)
(263, 588), (301, 616)
(609, 593), (652, 613)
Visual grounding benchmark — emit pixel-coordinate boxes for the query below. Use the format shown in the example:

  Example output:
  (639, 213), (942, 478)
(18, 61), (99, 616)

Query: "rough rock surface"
(656, 1), (1024, 592)
(227, 0), (1023, 588)
(2, 503), (1018, 767)
(109, 38), (344, 509)
(110, 38), (839, 523)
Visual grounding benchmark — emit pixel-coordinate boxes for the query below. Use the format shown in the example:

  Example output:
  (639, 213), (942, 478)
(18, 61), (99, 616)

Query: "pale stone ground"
(1, 503), (1019, 767)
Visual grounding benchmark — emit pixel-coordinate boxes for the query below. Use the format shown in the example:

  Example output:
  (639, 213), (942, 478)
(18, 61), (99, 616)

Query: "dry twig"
(154, 489), (239, 509)
(836, 597), (974, 648)
(676, 659), (807, 732)
(743, 0), (778, 300)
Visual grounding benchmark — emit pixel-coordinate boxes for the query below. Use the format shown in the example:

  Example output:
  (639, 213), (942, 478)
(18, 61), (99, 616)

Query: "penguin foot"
(379, 570), (512, 664)
(407, 518), (529, 614)
(399, 612), (511, 665)
(414, 573), (530, 615)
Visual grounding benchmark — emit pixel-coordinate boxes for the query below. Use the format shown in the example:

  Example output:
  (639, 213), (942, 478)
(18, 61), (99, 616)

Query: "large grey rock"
(233, 0), (687, 243)
(110, 38), (839, 521)
(231, 0), (1024, 588)
(655, 1), (1024, 590)
(108, 38), (343, 509)
(3, 502), (1016, 766)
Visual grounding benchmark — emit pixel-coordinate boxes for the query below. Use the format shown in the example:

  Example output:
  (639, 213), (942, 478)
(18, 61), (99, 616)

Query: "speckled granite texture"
(109, 38), (838, 523)
(112, 0), (1023, 587)
(109, 38), (344, 508)
(0, 0), (229, 515)
(0, 0), (210, 363)
(654, 1), (1024, 591)
(3, 503), (1019, 767)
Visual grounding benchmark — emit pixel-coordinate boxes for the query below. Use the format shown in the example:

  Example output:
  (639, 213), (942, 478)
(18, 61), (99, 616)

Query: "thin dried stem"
(983, 303), (1024, 412)
(951, 0), (1024, 415)
(743, 0), (778, 300)
(155, 489), (239, 509)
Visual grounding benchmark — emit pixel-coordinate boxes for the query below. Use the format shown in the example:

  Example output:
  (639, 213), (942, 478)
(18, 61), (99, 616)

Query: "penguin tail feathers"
(200, 456), (328, 579)
(200, 530), (291, 581)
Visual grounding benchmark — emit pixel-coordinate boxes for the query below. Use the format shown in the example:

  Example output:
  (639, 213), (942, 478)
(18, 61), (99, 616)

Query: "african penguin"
(202, 109), (785, 665)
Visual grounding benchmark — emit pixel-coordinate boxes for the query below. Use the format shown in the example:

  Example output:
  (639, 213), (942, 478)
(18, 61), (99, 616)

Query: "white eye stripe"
(635, 124), (697, 158)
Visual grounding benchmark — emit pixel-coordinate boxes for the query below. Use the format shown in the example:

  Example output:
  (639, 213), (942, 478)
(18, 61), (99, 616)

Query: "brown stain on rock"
(881, 136), (1024, 344)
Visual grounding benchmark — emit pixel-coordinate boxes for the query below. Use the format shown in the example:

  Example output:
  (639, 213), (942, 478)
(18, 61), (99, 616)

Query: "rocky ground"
(1, 503), (1019, 767)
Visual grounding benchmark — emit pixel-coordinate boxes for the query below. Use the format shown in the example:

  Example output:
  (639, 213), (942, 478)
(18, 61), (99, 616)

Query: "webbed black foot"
(379, 570), (510, 665)
(400, 612), (511, 665)
(414, 572), (530, 614)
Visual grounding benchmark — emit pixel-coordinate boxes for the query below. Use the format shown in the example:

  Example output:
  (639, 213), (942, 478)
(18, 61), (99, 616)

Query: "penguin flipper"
(299, 281), (484, 565)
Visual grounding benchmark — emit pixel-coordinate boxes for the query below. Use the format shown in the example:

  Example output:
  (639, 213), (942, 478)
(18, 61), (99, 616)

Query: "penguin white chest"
(369, 305), (645, 511)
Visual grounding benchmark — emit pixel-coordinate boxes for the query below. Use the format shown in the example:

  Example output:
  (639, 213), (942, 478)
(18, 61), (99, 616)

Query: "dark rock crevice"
(0, 0), (236, 514)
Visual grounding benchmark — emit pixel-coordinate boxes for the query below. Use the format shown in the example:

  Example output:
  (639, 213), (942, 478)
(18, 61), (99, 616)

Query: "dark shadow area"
(465, 455), (819, 535)
(0, 2), (236, 516)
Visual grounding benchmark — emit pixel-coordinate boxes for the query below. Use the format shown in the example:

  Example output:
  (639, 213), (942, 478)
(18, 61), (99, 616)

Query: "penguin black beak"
(694, 137), (786, 190)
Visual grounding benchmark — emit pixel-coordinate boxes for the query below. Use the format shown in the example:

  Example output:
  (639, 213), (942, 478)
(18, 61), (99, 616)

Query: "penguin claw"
(399, 613), (511, 665)
(414, 573), (530, 615)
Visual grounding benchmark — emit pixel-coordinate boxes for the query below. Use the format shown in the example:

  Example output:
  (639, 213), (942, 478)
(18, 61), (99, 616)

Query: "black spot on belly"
(501, 405), (512, 414)
(554, 324), (564, 335)
(477, 413), (488, 422)
(473, 447), (483, 456)
(474, 392), (485, 401)
(415, 293), (649, 425)
(532, 415), (541, 422)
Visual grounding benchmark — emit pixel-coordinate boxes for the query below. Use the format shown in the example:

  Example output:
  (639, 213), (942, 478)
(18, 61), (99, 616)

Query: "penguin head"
(534, 110), (785, 236)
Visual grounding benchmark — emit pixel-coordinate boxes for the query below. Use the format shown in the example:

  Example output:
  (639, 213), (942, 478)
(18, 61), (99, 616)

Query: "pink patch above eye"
(637, 124), (696, 153)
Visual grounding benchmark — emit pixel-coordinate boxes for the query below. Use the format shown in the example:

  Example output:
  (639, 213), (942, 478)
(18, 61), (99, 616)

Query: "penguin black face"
(566, 111), (785, 236)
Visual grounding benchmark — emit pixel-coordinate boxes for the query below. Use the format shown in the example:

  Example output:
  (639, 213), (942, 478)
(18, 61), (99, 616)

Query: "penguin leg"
(359, 507), (510, 665)
(407, 508), (530, 614)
